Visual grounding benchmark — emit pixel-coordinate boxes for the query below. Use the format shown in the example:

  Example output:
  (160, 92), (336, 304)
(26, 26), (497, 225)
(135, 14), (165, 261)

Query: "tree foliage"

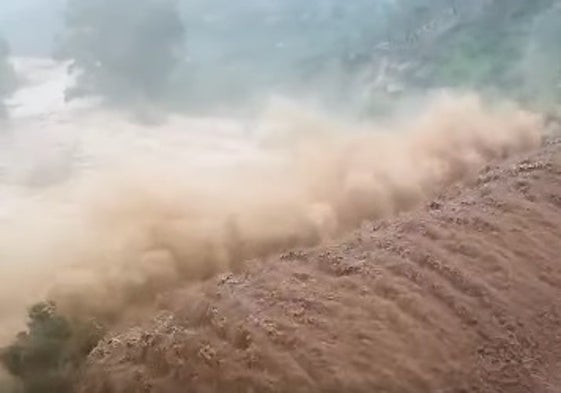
(171, 0), (561, 114)
(0, 302), (104, 393)
(49, 0), (561, 114)
(346, 0), (561, 114)
(4, 0), (561, 115)
(57, 0), (185, 104)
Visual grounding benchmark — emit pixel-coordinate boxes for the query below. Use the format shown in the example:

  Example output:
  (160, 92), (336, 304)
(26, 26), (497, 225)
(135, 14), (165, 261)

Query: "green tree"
(57, 0), (185, 105)
(373, 0), (558, 97)
(1, 302), (104, 393)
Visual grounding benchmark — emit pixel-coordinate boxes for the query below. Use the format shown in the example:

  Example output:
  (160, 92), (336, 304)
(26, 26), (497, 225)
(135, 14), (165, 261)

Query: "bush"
(1, 302), (104, 393)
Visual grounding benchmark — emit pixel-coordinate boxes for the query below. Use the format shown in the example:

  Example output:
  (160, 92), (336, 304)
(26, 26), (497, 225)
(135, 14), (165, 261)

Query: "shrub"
(1, 302), (104, 393)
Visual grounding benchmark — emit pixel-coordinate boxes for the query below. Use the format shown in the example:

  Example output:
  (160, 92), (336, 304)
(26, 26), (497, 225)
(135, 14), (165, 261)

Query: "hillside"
(3, 1), (561, 115)
(77, 136), (561, 393)
(2, 2), (561, 392)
